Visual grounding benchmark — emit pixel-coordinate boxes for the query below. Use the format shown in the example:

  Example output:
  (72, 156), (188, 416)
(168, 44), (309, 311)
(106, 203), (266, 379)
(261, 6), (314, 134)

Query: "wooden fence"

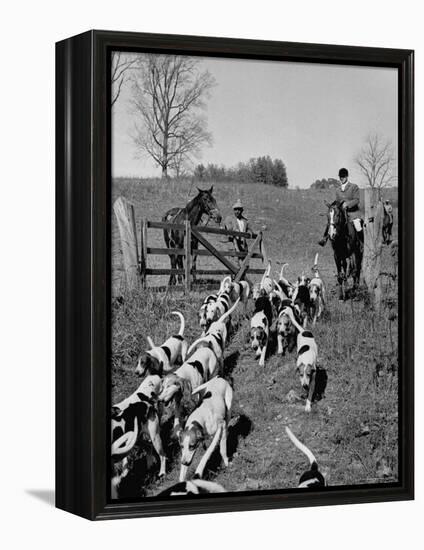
(114, 196), (267, 292)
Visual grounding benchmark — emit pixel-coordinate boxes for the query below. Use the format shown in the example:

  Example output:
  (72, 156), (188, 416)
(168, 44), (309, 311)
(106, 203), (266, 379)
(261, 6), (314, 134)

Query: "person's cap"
(233, 199), (244, 210)
(338, 167), (349, 178)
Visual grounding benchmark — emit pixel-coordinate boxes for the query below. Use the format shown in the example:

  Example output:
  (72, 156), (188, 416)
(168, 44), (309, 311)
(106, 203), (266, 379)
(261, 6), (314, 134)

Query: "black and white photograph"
(110, 51), (400, 500)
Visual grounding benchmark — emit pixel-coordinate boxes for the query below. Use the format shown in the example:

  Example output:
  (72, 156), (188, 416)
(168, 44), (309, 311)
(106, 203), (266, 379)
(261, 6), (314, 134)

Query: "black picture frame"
(56, 30), (414, 521)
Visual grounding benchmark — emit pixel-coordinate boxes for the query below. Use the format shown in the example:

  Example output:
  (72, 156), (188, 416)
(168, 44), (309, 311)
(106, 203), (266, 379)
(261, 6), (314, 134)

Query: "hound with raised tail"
(203, 289), (232, 330)
(285, 426), (325, 487)
(187, 298), (240, 369)
(135, 311), (188, 376)
(309, 253), (326, 325)
(199, 293), (218, 334)
(158, 347), (220, 432)
(252, 261), (273, 300)
(156, 478), (225, 496)
(283, 307), (318, 412)
(178, 377), (233, 481)
(111, 375), (167, 498)
(219, 275), (250, 310)
(276, 263), (296, 299)
(250, 296), (273, 367)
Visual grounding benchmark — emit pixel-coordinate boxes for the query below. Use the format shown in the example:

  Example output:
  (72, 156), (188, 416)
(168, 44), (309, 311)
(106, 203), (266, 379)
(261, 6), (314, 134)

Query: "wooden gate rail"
(146, 220), (258, 239)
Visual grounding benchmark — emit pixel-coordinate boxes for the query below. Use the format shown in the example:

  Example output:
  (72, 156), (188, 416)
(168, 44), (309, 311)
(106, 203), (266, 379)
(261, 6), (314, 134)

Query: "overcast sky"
(112, 55), (398, 188)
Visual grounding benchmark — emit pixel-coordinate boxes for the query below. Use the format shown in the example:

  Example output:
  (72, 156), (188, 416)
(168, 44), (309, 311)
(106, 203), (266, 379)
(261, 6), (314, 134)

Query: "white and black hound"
(156, 478), (225, 496)
(135, 311), (187, 376)
(187, 298), (240, 369)
(275, 303), (299, 356)
(199, 293), (218, 334)
(285, 427), (325, 487)
(203, 289), (233, 330)
(252, 261), (273, 300)
(111, 375), (167, 498)
(309, 253), (326, 325)
(158, 347), (220, 432)
(219, 275), (250, 308)
(292, 275), (311, 328)
(178, 377), (233, 481)
(250, 295), (273, 367)
(275, 263), (296, 299)
(283, 307), (318, 413)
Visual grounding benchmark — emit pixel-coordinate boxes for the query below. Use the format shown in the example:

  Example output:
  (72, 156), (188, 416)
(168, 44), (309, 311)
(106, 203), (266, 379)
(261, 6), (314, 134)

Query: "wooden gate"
(140, 219), (266, 291)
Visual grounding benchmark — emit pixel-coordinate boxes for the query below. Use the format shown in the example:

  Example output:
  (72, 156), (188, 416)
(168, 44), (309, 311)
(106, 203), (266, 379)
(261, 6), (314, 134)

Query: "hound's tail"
(279, 262), (289, 281)
(261, 260), (272, 285)
(147, 336), (155, 348)
(171, 311), (185, 336)
(186, 336), (209, 357)
(282, 305), (304, 333)
(312, 253), (320, 277)
(217, 297), (240, 324)
(111, 417), (139, 457)
(285, 426), (318, 469)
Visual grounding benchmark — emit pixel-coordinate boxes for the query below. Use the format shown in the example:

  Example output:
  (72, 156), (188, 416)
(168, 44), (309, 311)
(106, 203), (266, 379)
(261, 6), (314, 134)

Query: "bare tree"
(130, 54), (215, 178)
(111, 52), (137, 107)
(355, 134), (397, 189)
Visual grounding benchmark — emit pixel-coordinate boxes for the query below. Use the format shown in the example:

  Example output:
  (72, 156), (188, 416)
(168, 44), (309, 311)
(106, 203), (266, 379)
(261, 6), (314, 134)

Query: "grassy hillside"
(111, 178), (398, 498)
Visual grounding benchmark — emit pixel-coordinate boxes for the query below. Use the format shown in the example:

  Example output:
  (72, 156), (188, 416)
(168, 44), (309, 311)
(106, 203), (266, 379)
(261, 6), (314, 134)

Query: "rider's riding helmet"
(338, 167), (349, 178)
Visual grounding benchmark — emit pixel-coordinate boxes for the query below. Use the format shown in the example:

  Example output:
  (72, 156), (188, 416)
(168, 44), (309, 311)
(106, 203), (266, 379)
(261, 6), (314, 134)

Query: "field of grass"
(112, 177), (398, 498)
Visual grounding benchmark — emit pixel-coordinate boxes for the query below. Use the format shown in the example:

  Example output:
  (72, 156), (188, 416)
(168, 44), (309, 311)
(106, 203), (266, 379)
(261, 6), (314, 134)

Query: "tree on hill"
(193, 156), (289, 187)
(355, 133), (397, 189)
(131, 54), (215, 178)
(310, 178), (338, 189)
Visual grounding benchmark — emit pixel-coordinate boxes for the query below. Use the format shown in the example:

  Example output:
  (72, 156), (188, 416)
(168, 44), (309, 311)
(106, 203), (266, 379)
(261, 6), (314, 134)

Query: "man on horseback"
(318, 168), (363, 247)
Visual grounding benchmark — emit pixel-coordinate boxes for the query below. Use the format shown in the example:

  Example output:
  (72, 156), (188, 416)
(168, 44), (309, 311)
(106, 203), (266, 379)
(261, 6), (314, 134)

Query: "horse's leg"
(169, 253), (177, 285)
(177, 253), (184, 285)
(192, 239), (198, 283)
(334, 252), (344, 301)
(177, 231), (184, 285)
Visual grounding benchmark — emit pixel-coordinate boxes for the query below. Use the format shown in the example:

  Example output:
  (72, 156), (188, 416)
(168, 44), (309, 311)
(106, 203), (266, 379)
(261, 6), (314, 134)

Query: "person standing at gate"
(223, 199), (252, 264)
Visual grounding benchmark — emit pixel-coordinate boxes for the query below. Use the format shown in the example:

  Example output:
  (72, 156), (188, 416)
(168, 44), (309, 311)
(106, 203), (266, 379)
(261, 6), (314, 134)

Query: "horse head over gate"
(163, 187), (223, 285)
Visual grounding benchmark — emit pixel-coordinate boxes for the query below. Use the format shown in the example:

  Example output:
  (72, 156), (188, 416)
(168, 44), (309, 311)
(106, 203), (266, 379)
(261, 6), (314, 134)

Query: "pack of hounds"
(111, 254), (328, 498)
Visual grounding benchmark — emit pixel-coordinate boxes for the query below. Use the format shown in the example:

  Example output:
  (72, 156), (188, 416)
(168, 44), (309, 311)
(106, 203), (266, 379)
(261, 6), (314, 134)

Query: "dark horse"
(163, 187), (222, 285)
(325, 200), (363, 300)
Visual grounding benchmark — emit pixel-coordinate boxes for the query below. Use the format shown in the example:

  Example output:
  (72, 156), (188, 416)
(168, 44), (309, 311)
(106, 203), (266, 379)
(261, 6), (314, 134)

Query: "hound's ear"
(180, 379), (192, 400)
(209, 185), (214, 193)
(324, 200), (330, 208)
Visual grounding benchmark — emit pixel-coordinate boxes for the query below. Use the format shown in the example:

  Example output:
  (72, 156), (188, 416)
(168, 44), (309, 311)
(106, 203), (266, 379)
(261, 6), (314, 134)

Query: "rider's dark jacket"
(335, 182), (362, 218)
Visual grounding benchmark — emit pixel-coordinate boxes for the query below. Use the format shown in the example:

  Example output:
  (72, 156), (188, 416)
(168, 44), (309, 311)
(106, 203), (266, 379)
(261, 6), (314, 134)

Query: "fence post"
(140, 219), (148, 288)
(363, 187), (384, 309)
(185, 219), (192, 292)
(113, 196), (140, 292)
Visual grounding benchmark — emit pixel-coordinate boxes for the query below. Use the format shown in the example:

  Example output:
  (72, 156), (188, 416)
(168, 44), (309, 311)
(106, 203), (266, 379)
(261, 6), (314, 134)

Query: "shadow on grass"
(203, 413), (253, 480)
